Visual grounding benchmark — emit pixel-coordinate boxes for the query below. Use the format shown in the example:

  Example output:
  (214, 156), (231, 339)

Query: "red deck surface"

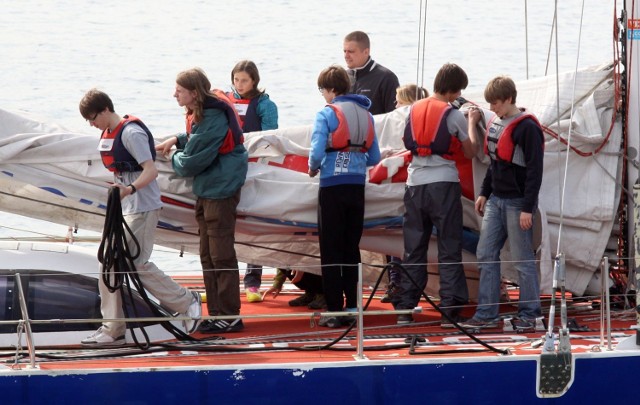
(6, 275), (637, 372)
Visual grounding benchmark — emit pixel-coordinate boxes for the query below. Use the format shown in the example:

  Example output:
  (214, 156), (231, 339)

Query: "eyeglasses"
(318, 87), (324, 94)
(87, 112), (99, 123)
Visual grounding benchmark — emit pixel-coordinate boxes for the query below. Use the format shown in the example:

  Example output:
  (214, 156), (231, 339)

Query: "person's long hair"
(231, 60), (264, 99)
(176, 67), (214, 123)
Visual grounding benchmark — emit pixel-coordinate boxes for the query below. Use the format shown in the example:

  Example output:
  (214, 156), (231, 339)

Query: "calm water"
(0, 0), (621, 268)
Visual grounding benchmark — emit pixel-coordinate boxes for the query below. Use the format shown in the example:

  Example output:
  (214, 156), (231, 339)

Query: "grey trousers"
(100, 209), (192, 338)
(392, 182), (469, 316)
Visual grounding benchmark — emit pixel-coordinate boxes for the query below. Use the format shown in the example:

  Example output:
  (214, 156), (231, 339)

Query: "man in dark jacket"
(343, 30), (400, 115)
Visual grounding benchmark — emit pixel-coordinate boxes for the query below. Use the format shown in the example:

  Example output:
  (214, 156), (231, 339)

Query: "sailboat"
(0, 1), (639, 403)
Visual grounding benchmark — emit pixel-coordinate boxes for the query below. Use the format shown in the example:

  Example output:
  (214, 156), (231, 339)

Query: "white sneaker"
(81, 327), (125, 347)
(182, 291), (202, 334)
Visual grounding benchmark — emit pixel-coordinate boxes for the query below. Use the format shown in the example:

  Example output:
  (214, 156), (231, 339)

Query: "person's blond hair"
(396, 84), (429, 106)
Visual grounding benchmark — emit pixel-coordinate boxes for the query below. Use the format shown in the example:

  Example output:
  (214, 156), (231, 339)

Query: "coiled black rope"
(97, 186), (195, 349)
(98, 187), (140, 293)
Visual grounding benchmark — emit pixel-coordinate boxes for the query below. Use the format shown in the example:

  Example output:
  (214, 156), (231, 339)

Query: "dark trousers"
(393, 182), (469, 317)
(196, 191), (242, 317)
(289, 271), (324, 295)
(318, 184), (365, 312)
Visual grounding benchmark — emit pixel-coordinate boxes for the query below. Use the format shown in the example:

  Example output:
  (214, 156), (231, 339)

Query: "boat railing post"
(14, 273), (37, 369)
(599, 258), (605, 347)
(602, 256), (613, 350)
(355, 262), (365, 360)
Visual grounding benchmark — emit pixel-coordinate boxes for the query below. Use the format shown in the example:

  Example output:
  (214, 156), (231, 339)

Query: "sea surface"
(0, 0), (621, 270)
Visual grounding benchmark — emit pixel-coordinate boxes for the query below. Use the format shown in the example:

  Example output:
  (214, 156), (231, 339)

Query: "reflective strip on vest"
(326, 101), (374, 152)
(485, 112), (540, 167)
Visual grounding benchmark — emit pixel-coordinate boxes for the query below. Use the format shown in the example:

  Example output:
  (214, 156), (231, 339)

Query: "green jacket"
(172, 107), (248, 199)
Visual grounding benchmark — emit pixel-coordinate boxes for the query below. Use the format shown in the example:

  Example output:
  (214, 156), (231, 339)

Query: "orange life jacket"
(325, 101), (374, 152)
(98, 115), (155, 173)
(404, 97), (462, 159)
(186, 90), (244, 154)
(484, 111), (543, 166)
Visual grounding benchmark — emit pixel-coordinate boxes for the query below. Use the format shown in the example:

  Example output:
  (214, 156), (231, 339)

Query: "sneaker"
(246, 287), (262, 303)
(397, 314), (414, 325)
(81, 327), (126, 347)
(288, 291), (315, 307)
(459, 317), (499, 329)
(181, 291), (202, 334)
(318, 316), (342, 328)
(198, 318), (245, 334)
(512, 317), (535, 330)
(380, 283), (399, 303)
(440, 315), (469, 329)
(307, 294), (327, 309)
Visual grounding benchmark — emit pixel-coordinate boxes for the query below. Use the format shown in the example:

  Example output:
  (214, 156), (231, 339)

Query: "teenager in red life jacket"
(156, 68), (248, 334)
(393, 63), (481, 328)
(308, 65), (381, 328)
(79, 89), (201, 346)
(461, 76), (544, 331)
(227, 60), (279, 304)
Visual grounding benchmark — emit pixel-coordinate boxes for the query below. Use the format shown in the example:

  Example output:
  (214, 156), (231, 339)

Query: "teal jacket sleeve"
(171, 110), (228, 177)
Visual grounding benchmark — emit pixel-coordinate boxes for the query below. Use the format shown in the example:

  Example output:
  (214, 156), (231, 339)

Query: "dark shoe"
(397, 314), (414, 325)
(380, 283), (399, 303)
(307, 294), (327, 309)
(288, 292), (315, 307)
(440, 315), (468, 329)
(318, 316), (342, 328)
(459, 317), (499, 329)
(198, 318), (244, 333)
(512, 317), (535, 330)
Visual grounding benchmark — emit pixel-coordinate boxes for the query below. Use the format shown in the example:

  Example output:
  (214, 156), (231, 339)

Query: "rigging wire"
(555, 0), (586, 254)
(416, 0), (428, 91)
(525, 0), (529, 79)
(545, 8), (558, 76)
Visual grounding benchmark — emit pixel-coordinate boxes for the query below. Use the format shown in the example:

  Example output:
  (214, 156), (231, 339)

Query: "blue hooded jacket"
(309, 94), (381, 187)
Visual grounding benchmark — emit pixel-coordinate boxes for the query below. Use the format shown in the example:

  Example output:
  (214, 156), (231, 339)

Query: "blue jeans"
(474, 196), (541, 321)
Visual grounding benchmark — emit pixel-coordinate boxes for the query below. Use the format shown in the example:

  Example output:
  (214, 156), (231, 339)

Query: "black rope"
(97, 187), (196, 349)
(98, 187), (140, 293)
(368, 261), (510, 355)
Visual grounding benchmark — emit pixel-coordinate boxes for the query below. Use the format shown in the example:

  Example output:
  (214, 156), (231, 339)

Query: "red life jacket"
(186, 90), (244, 154)
(484, 111), (543, 166)
(325, 101), (374, 152)
(98, 115), (155, 173)
(226, 92), (262, 132)
(404, 97), (462, 159)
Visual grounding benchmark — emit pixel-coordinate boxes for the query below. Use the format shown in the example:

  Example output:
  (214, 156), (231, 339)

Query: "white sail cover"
(0, 63), (620, 296)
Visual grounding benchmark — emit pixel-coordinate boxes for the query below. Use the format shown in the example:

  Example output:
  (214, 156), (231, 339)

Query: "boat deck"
(2, 274), (639, 404)
(4, 274), (635, 372)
